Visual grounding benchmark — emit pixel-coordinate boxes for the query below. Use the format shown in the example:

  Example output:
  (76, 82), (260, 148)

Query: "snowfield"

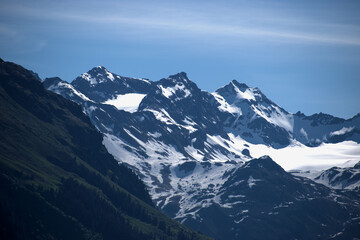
(103, 93), (146, 113)
(248, 140), (360, 171)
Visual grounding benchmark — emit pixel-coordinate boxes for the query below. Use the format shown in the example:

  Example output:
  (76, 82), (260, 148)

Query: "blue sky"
(1, 0), (359, 118)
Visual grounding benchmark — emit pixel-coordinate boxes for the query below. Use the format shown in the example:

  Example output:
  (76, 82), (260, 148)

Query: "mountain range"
(42, 65), (360, 239)
(0, 59), (211, 240)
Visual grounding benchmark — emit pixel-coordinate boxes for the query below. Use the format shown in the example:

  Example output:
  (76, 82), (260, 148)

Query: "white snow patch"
(81, 72), (97, 84)
(139, 78), (151, 84)
(252, 105), (294, 132)
(105, 70), (115, 81)
(103, 93), (146, 113)
(149, 132), (162, 138)
(160, 86), (174, 98)
(231, 82), (256, 101)
(234, 216), (248, 223)
(247, 176), (260, 188)
(300, 128), (308, 139)
(184, 125), (197, 133)
(329, 127), (355, 136)
(212, 92), (242, 115)
(48, 81), (92, 102)
(102, 134), (141, 166)
(146, 109), (178, 125)
(159, 84), (191, 99)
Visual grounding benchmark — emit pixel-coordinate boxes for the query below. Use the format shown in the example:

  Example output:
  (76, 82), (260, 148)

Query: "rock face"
(314, 161), (360, 190)
(184, 156), (360, 240)
(43, 66), (360, 240)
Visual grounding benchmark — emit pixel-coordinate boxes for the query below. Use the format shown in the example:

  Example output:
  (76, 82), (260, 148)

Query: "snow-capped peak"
(231, 80), (249, 91)
(216, 80), (273, 105)
(74, 66), (153, 88)
(158, 84), (191, 99)
(168, 72), (189, 82)
(213, 80), (294, 146)
(78, 66), (116, 85)
(155, 72), (196, 100)
(71, 67), (155, 103)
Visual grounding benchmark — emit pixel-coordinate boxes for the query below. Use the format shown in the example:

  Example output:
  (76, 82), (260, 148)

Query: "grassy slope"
(0, 59), (211, 240)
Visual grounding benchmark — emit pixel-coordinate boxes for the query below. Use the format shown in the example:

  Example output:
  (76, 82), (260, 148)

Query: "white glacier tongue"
(329, 126), (355, 136)
(103, 93), (146, 113)
(248, 139), (360, 171)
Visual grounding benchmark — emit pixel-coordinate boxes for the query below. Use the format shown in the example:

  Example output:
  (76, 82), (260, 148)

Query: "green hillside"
(0, 58), (211, 240)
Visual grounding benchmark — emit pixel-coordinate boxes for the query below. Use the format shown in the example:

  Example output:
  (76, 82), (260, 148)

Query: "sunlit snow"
(103, 93), (146, 113)
(231, 82), (256, 101)
(329, 126), (355, 136)
(48, 81), (93, 102)
(248, 139), (360, 171)
(252, 105), (294, 132)
(212, 92), (242, 115)
(80, 72), (97, 85)
(102, 126), (360, 221)
(106, 71), (115, 81)
(160, 83), (191, 99)
(300, 128), (308, 139)
(247, 176), (260, 188)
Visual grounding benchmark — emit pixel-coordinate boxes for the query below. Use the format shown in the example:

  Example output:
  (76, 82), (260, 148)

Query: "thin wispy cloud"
(1, 0), (359, 118)
(0, 24), (19, 38)
(1, 1), (360, 46)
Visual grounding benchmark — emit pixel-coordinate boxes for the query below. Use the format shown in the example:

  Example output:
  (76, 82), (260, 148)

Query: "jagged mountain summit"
(43, 65), (360, 240)
(213, 80), (293, 147)
(214, 79), (360, 148)
(72, 66), (154, 103)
